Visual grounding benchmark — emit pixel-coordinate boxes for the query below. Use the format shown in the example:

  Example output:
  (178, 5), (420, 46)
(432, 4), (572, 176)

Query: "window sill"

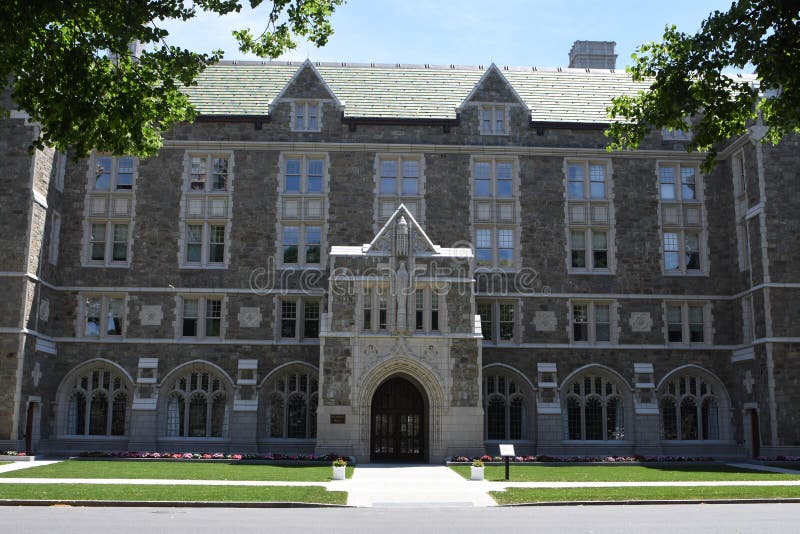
(56, 435), (128, 440)
(662, 271), (708, 277)
(159, 437), (230, 442)
(277, 264), (324, 271)
(560, 439), (631, 444)
(567, 269), (615, 276)
(179, 264), (228, 270)
(83, 262), (131, 269)
(475, 267), (518, 273)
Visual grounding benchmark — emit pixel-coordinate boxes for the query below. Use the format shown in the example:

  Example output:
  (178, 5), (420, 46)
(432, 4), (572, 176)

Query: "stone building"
(1, 46), (798, 462)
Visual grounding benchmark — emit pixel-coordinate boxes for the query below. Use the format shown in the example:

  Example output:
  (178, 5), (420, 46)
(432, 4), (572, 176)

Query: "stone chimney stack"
(568, 40), (617, 69)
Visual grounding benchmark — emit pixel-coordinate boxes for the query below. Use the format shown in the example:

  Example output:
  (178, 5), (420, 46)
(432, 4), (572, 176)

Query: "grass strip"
(0, 463), (10, 466)
(450, 464), (800, 482)
(1, 461), (354, 481)
(0, 483), (347, 504)
(491, 485), (800, 505)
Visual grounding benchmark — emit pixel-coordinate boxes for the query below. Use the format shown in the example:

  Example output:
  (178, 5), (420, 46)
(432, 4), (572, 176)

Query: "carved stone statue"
(395, 260), (409, 331)
(396, 216), (409, 258)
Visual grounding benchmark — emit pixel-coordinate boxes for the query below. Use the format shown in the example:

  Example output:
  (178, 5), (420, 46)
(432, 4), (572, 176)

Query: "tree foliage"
(0, 1), (343, 157)
(606, 0), (800, 169)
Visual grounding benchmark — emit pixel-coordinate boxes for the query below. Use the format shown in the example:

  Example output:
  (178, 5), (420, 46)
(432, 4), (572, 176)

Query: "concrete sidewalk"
(0, 461), (62, 474)
(2, 460), (800, 508)
(328, 464), (496, 507)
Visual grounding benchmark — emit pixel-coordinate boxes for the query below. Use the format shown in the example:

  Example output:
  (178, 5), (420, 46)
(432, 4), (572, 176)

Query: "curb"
(0, 499), (351, 508)
(500, 498), (800, 507)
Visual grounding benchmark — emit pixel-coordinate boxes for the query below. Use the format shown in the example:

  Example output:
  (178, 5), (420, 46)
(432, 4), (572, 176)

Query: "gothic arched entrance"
(370, 376), (426, 462)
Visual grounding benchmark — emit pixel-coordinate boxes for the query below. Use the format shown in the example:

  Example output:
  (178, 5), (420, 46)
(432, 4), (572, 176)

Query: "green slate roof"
(183, 61), (650, 123)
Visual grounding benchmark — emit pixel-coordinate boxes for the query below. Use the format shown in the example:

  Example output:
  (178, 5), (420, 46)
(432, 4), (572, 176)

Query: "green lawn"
(0, 462), (10, 466)
(0, 483), (347, 504)
(0, 460), (354, 481)
(450, 464), (800, 482)
(491, 485), (800, 505)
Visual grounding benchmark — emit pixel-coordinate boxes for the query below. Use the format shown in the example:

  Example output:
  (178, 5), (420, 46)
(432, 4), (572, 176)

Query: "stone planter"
(470, 466), (484, 480)
(0, 455), (34, 462)
(332, 465), (346, 480)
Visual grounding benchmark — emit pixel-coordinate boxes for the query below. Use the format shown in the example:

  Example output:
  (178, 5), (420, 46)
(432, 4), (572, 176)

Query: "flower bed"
(74, 451), (351, 464)
(447, 454), (718, 464)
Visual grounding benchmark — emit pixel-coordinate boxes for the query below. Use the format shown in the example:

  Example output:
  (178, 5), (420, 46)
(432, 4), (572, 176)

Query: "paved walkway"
(2, 460), (800, 507)
(329, 464), (496, 507)
(727, 462), (800, 474)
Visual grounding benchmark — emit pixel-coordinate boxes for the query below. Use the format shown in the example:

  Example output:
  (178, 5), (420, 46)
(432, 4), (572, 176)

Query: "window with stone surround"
(564, 372), (625, 441)
(484, 373), (527, 440)
(291, 100), (322, 132)
(361, 285), (389, 333)
(731, 151), (751, 271)
(477, 300), (516, 343)
(479, 104), (509, 135)
(277, 154), (328, 267)
(569, 301), (615, 344)
(374, 155), (425, 227)
(83, 154), (136, 267)
(263, 366), (318, 439)
(49, 211), (61, 265)
(164, 365), (229, 438)
(413, 287), (441, 333)
(565, 160), (614, 273)
(664, 302), (710, 345)
(658, 162), (707, 274)
(659, 372), (721, 440)
(54, 151), (66, 192)
(180, 152), (232, 268)
(63, 365), (130, 436)
(471, 157), (519, 269)
(79, 294), (126, 338)
(178, 295), (225, 339)
(278, 297), (320, 341)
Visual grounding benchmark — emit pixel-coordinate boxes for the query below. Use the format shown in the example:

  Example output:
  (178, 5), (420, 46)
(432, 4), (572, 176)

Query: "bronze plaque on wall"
(330, 414), (346, 424)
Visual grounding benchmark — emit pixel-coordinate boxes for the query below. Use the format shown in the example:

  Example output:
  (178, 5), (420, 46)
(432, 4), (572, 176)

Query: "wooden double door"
(370, 377), (426, 462)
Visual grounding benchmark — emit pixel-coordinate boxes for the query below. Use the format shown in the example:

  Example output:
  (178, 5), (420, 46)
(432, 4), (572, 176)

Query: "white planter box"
(0, 455), (34, 462)
(470, 466), (484, 480)
(332, 465), (346, 480)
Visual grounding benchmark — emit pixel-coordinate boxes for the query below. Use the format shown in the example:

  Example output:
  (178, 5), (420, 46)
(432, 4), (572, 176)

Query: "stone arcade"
(1, 42), (799, 462)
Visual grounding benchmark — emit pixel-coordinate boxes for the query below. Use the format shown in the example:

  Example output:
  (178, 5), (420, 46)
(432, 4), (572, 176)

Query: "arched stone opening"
(357, 357), (445, 463)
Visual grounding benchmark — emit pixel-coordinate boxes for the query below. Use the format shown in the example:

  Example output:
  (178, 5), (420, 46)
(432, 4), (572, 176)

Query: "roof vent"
(568, 40), (617, 69)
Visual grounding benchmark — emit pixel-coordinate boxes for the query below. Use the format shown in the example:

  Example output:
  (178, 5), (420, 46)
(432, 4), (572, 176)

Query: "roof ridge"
(212, 59), (632, 74)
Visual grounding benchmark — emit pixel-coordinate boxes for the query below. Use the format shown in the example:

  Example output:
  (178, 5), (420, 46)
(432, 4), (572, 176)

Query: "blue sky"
(161, 0), (735, 68)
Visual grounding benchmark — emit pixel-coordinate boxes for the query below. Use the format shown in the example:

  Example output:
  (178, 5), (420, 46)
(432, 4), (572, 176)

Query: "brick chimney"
(568, 40), (617, 69)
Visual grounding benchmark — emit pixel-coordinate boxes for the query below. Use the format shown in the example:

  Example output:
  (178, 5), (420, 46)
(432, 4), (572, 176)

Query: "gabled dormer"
(271, 59), (343, 132)
(458, 64), (529, 135)
(364, 204), (437, 257)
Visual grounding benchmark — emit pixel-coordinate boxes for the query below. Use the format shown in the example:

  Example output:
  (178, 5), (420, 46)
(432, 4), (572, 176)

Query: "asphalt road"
(2, 503), (799, 533)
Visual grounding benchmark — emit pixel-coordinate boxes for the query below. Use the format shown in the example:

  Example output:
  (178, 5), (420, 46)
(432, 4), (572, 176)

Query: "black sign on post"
(499, 444), (515, 481)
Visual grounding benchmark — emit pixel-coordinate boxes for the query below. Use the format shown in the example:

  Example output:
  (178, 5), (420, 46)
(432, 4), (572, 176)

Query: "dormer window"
(292, 101), (321, 132)
(480, 105), (508, 135)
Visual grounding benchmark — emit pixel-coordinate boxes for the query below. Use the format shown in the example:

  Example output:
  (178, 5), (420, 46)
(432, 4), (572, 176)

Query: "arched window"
(63, 366), (130, 436)
(164, 366), (229, 437)
(483, 373), (527, 440)
(659, 372), (721, 440)
(563, 373), (625, 440)
(264, 368), (318, 439)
